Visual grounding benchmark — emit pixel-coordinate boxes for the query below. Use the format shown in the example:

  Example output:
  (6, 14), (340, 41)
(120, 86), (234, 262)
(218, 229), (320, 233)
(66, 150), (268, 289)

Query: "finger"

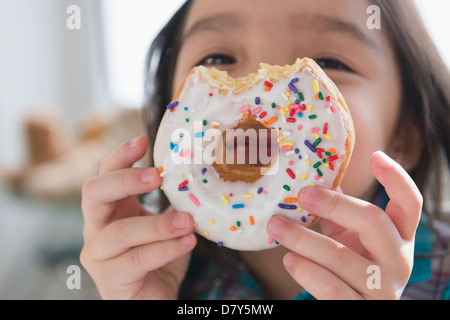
(81, 167), (161, 228)
(318, 185), (344, 236)
(297, 187), (402, 262)
(89, 213), (195, 260)
(99, 136), (149, 175)
(83, 167), (160, 205)
(268, 215), (372, 292)
(98, 233), (197, 285)
(283, 252), (361, 300)
(161, 205), (177, 215)
(370, 151), (422, 241)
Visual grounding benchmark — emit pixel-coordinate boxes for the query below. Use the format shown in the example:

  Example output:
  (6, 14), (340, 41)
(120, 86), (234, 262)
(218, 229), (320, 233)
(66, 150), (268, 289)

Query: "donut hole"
(212, 117), (279, 183)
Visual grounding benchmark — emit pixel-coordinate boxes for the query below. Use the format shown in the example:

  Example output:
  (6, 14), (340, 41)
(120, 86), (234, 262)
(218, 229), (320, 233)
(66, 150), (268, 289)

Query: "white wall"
(415, 0), (450, 67)
(0, 0), (107, 169)
(100, 0), (186, 107)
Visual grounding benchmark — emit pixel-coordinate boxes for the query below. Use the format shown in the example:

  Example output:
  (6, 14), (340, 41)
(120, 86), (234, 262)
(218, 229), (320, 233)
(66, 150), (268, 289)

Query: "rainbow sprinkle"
(188, 193), (200, 207)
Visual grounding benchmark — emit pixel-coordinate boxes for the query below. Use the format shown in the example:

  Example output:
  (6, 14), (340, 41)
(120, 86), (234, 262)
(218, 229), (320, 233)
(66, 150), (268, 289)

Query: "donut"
(154, 58), (355, 251)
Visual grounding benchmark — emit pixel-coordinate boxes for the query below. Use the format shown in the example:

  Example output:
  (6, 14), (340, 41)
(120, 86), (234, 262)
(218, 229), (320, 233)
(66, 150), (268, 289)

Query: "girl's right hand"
(80, 136), (197, 299)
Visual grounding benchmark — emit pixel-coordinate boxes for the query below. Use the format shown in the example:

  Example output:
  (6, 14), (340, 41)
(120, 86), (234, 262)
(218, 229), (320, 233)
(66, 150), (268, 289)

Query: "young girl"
(80, 0), (450, 299)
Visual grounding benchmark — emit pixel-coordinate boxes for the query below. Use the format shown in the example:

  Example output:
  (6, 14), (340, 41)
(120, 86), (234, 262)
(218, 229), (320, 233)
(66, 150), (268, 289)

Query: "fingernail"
(178, 234), (194, 247)
(298, 186), (320, 206)
(375, 151), (394, 170)
(268, 216), (286, 237)
(140, 168), (157, 183)
(129, 136), (140, 149)
(172, 214), (189, 229)
(284, 253), (298, 268)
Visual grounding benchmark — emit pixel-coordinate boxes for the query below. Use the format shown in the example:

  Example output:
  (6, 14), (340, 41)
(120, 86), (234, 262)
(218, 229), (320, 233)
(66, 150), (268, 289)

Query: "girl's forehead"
(183, 0), (381, 49)
(185, 0), (372, 26)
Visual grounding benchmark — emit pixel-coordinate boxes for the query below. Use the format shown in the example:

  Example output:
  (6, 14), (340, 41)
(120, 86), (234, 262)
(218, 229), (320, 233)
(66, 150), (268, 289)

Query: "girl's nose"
(233, 29), (300, 77)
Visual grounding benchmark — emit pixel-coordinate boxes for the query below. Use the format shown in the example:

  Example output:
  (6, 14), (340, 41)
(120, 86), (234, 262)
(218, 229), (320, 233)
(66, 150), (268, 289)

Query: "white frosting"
(154, 65), (348, 251)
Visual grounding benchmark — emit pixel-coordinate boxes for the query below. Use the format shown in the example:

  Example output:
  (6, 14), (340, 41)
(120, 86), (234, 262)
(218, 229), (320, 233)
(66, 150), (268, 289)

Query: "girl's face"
(173, 0), (402, 201)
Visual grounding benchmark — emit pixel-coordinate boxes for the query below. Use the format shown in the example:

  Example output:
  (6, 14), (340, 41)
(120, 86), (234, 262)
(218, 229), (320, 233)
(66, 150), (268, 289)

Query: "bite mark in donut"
(154, 58), (355, 251)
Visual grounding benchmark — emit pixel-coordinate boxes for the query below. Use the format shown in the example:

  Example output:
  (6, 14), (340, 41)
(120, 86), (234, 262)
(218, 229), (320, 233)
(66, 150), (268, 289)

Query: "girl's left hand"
(267, 151), (423, 300)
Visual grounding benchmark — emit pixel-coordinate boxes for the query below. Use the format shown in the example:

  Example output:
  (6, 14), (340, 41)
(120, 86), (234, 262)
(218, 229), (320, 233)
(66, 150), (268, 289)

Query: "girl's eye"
(314, 58), (352, 72)
(197, 54), (237, 67)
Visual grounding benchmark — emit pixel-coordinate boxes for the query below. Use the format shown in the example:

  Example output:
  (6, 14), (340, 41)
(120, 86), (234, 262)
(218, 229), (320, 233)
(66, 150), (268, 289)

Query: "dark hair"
(143, 0), (450, 219)
(371, 0), (450, 221)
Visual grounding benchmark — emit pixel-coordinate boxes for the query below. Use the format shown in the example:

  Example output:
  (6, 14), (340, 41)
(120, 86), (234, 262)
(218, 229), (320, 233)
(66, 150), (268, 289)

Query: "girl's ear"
(387, 117), (425, 172)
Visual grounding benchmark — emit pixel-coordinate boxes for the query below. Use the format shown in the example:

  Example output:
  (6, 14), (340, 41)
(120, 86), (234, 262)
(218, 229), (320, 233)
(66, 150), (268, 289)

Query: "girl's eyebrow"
(181, 13), (243, 43)
(293, 13), (380, 52)
(181, 11), (379, 52)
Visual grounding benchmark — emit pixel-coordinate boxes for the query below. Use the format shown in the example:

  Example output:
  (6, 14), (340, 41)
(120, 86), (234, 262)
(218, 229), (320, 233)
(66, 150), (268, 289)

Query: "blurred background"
(0, 0), (449, 299)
